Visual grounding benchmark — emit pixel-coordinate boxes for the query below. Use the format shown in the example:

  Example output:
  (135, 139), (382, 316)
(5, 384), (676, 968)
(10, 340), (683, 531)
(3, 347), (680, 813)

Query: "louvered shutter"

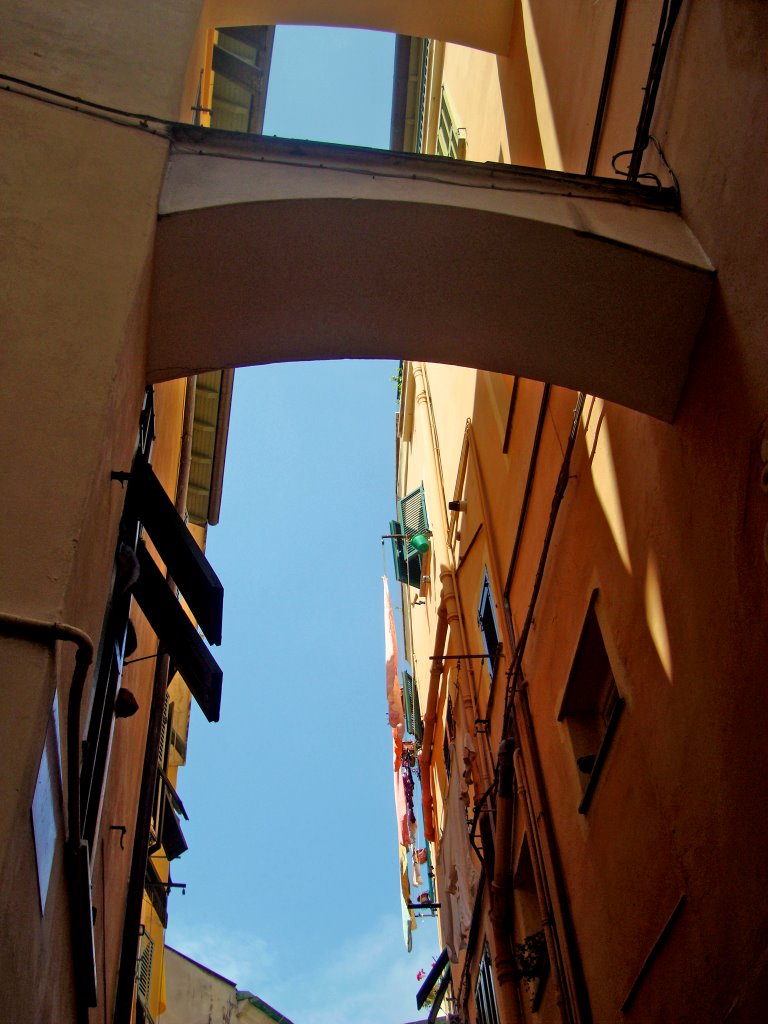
(402, 670), (414, 735)
(399, 486), (428, 588)
(136, 933), (154, 1007)
(412, 679), (424, 743)
(389, 520), (410, 586)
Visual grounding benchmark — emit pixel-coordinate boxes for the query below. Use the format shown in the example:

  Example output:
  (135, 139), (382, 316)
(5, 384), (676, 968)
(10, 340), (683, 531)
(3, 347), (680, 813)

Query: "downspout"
(514, 687), (591, 1023)
(0, 614), (94, 849)
(504, 393), (586, 737)
(113, 376), (197, 1024)
(502, 384), (551, 651)
(0, 612), (95, 1014)
(411, 362), (492, 793)
(514, 746), (573, 1023)
(419, 601), (449, 842)
(464, 422), (506, 723)
(494, 393), (591, 1024)
(626, 0), (684, 182)
(489, 738), (524, 1024)
(585, 0), (627, 175)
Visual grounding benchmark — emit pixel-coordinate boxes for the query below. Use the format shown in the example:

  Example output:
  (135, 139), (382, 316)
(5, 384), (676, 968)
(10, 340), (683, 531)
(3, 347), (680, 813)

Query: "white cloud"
(165, 913), (439, 1024)
(164, 922), (276, 995)
(275, 913), (436, 1024)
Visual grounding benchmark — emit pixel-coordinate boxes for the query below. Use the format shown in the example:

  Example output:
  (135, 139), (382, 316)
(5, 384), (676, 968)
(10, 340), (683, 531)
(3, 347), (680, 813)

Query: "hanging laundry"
(383, 576), (405, 739)
(393, 732), (410, 847)
(400, 846), (417, 951)
(436, 742), (480, 963)
(412, 850), (423, 887)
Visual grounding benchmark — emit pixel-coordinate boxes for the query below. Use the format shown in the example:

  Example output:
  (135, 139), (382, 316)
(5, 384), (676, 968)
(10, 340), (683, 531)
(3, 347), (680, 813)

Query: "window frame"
(475, 942), (501, 1024)
(478, 570), (502, 680)
(558, 590), (625, 814)
(389, 484), (429, 589)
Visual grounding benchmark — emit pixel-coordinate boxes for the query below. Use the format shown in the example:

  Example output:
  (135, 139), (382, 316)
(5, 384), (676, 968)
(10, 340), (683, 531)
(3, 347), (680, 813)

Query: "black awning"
(129, 459), (223, 645)
(160, 791), (188, 862)
(133, 541), (222, 722)
(417, 946), (450, 1010)
(427, 968), (451, 1023)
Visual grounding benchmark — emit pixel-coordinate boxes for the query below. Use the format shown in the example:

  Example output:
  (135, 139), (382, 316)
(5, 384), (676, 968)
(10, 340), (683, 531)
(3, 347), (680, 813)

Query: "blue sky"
(165, 26), (438, 1024)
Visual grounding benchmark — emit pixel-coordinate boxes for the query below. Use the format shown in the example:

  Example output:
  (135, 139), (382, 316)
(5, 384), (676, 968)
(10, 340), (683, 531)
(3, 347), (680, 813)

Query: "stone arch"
(148, 131), (713, 421)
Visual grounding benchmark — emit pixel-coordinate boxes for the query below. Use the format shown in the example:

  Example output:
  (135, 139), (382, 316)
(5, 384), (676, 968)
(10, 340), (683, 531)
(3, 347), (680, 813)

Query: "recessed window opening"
(478, 570), (501, 679)
(558, 591), (625, 813)
(513, 837), (550, 1009)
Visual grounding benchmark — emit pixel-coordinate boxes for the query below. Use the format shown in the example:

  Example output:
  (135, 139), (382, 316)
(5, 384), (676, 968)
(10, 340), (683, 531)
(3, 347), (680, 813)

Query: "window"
(513, 838), (549, 1009)
(558, 592), (625, 814)
(478, 571), (501, 678)
(475, 943), (500, 1024)
(402, 669), (423, 742)
(148, 698), (189, 863)
(436, 87), (467, 159)
(389, 484), (429, 589)
(136, 931), (154, 1014)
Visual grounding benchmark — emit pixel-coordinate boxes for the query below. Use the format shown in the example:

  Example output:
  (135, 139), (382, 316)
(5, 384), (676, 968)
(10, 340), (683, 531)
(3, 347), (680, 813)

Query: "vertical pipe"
(585, 0), (627, 176)
(412, 362), (492, 792)
(489, 739), (524, 1023)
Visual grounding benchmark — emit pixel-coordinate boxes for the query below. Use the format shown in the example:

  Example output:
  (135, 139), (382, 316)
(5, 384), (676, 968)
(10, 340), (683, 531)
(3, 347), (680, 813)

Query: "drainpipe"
(502, 384), (550, 652)
(114, 376), (197, 1024)
(0, 614), (94, 848)
(627, 0), (683, 182)
(411, 363), (492, 793)
(585, 0), (627, 175)
(514, 745), (574, 1023)
(494, 393), (591, 1023)
(0, 612), (95, 1014)
(489, 738), (523, 1024)
(465, 422), (507, 722)
(514, 690), (591, 1023)
(419, 601), (449, 842)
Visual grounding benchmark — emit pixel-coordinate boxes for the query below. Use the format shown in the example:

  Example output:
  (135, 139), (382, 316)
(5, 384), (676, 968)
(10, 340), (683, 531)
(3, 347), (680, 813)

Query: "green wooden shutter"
(399, 485), (429, 588)
(412, 678), (423, 743)
(402, 669), (414, 735)
(389, 519), (410, 585)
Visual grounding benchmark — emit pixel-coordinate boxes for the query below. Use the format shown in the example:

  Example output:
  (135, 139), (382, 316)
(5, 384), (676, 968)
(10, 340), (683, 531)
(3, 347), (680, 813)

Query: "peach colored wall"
(441, 45), (511, 163)
(0, 84), (169, 1022)
(394, 3), (768, 1020)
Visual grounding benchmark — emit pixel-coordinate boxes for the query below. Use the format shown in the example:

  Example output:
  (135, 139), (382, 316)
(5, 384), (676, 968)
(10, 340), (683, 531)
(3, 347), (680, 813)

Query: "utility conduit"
(0, 612), (94, 851)
(412, 362), (492, 792)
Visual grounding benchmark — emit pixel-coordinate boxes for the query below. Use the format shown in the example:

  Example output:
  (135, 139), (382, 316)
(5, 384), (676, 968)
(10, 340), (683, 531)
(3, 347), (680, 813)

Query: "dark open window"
(389, 485), (429, 589)
(558, 591), (625, 814)
(478, 570), (501, 678)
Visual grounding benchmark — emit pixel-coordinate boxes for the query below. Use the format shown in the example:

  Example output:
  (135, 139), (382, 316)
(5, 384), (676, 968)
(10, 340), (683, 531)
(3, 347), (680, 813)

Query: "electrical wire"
(1, 72), (678, 211)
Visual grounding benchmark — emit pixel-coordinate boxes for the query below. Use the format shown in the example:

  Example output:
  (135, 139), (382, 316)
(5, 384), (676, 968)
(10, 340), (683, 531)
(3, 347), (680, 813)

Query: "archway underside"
(149, 133), (713, 422)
